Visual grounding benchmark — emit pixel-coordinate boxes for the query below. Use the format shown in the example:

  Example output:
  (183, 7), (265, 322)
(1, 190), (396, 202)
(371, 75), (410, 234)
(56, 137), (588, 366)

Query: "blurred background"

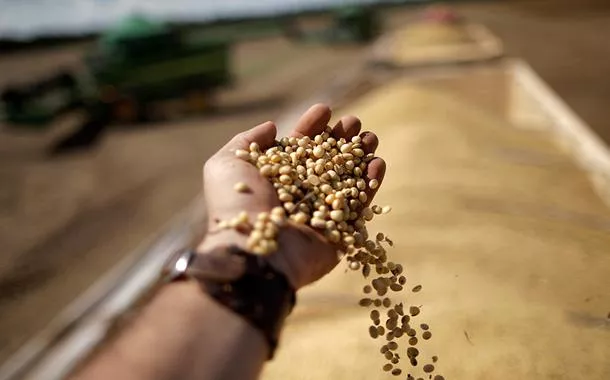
(1, 0), (610, 379)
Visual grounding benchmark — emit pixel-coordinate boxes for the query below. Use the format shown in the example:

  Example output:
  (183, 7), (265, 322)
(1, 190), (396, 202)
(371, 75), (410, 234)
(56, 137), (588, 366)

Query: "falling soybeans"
(221, 125), (443, 378)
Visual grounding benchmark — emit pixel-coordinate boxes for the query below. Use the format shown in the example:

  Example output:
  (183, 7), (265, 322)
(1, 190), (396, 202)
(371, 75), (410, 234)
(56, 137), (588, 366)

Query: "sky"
(0, 0), (408, 40)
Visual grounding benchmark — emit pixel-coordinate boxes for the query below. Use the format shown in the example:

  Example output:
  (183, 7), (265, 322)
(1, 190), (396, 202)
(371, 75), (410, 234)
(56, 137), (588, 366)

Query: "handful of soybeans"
(226, 125), (444, 379)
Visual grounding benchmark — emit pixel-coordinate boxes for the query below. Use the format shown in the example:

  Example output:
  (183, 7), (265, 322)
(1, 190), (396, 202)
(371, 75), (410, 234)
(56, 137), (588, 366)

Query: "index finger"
(289, 103), (332, 138)
(218, 121), (277, 155)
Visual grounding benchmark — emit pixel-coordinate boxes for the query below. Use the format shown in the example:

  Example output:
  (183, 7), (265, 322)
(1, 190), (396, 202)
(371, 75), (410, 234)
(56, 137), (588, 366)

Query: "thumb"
(221, 121), (277, 152)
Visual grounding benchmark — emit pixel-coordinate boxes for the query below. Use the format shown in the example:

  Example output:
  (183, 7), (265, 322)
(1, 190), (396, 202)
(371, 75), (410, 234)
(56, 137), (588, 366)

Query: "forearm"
(75, 225), (304, 380)
(74, 217), (332, 380)
(74, 266), (268, 380)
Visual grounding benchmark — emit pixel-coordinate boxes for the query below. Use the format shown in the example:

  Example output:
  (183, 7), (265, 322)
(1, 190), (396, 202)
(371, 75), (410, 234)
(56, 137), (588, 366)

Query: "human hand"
(198, 104), (386, 289)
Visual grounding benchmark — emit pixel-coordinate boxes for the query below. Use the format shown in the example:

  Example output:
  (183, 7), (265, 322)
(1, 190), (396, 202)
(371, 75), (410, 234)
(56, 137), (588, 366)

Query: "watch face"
(162, 249), (194, 281)
(174, 254), (190, 273)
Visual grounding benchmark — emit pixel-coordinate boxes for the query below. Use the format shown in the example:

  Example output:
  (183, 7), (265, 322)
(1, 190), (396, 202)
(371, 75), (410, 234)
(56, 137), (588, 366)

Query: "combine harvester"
(0, 7), (380, 153)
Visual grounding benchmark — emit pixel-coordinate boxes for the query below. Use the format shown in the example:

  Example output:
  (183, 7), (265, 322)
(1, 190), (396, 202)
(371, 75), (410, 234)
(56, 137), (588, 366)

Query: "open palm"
(199, 104), (386, 289)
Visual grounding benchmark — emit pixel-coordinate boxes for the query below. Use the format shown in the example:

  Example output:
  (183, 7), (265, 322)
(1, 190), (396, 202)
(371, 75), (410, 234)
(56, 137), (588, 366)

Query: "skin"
(74, 104), (386, 380)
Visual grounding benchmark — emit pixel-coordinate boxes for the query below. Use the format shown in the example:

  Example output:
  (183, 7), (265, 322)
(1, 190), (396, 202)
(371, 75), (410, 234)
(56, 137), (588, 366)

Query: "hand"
(198, 104), (386, 289)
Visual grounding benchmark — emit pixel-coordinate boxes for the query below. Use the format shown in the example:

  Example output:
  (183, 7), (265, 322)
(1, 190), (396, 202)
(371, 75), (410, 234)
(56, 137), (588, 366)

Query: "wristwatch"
(162, 245), (296, 359)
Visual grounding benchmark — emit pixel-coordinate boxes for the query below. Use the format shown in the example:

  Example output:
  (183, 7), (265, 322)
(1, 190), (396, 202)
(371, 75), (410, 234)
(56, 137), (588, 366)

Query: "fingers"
(331, 115), (361, 140)
(295, 105), (382, 204)
(221, 121), (277, 153)
(336, 122), (380, 204)
(217, 104), (385, 207)
(360, 131), (379, 154)
(364, 157), (386, 206)
(290, 103), (332, 138)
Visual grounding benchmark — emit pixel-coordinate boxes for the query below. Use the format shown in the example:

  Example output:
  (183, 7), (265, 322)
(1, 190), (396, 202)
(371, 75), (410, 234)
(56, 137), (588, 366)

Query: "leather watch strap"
(164, 246), (296, 359)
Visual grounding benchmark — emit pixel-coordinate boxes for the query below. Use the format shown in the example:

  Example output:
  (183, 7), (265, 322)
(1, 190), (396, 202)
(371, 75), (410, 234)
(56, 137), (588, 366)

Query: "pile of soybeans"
(226, 125), (444, 379)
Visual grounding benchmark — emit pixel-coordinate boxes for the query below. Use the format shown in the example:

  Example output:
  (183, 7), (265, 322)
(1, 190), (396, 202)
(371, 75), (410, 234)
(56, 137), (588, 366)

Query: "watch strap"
(164, 246), (296, 359)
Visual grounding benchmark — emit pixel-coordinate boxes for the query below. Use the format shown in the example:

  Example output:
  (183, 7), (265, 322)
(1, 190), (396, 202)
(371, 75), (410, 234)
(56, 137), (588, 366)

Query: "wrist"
(197, 222), (311, 290)
(185, 240), (296, 359)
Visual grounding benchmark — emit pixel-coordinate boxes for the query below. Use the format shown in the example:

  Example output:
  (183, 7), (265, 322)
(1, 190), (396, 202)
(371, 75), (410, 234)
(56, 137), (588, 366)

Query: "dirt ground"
(2, 0), (610, 373)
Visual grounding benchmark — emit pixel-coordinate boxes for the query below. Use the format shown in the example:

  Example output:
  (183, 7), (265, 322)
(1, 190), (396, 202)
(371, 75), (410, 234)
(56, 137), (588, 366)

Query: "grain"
(407, 347), (419, 358)
(227, 127), (441, 379)
(369, 326), (379, 339)
(235, 149), (250, 160)
(410, 306), (421, 316)
(233, 182), (250, 193)
(359, 298), (373, 307)
(370, 310), (380, 320)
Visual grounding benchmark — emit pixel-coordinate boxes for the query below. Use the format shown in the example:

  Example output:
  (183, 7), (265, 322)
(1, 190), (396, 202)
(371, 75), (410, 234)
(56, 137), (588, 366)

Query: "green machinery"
(1, 16), (231, 126)
(0, 7), (380, 151)
(89, 16), (231, 123)
(287, 6), (381, 44)
(0, 71), (82, 127)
